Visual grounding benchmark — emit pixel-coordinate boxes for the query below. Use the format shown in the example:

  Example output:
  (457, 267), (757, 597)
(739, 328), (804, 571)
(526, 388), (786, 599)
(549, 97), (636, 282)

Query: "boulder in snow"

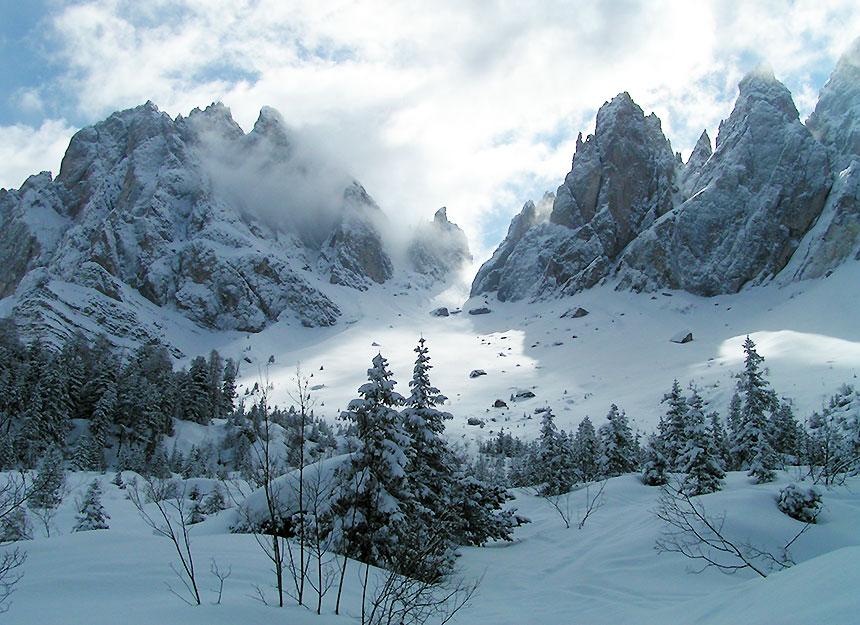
(670, 331), (693, 344)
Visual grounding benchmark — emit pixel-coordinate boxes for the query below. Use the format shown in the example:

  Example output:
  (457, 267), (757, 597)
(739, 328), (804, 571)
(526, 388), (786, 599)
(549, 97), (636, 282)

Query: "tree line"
(477, 337), (860, 496)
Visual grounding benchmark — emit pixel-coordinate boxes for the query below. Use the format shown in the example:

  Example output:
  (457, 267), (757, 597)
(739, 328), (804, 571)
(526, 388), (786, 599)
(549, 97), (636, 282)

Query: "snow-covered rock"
(473, 50), (858, 302)
(1, 101), (463, 347)
(617, 64), (831, 295)
(807, 36), (860, 171)
(408, 207), (472, 280)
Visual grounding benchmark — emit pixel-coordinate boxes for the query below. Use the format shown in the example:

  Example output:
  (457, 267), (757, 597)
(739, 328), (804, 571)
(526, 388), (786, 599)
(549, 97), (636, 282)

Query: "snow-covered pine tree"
(678, 388), (725, 495)
(400, 338), (459, 578)
(772, 399), (802, 463)
(533, 408), (575, 495)
(641, 434), (669, 486)
(335, 353), (412, 569)
(599, 404), (636, 477)
(220, 359), (238, 418)
(725, 391), (743, 470)
(73, 480), (110, 531)
(402, 338), (455, 513)
(732, 337), (779, 482)
(202, 483), (226, 514)
(709, 411), (730, 467)
(660, 379), (689, 469)
(572, 416), (601, 482)
(806, 385), (860, 485)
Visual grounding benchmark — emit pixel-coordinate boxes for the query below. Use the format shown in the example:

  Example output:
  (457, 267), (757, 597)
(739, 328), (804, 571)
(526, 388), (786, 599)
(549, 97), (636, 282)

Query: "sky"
(1, 1), (859, 266)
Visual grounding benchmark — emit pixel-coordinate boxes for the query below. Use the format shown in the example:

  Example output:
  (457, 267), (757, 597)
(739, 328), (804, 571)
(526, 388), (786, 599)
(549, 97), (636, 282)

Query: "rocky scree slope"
(473, 38), (860, 301)
(0, 102), (470, 348)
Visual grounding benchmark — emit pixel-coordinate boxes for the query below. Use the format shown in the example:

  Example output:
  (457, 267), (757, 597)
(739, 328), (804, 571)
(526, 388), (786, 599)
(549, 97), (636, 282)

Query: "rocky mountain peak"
(472, 43), (860, 302)
(806, 36), (860, 170)
(184, 102), (244, 142)
(688, 130), (712, 168)
(731, 63), (800, 127)
(408, 206), (472, 281)
(0, 100), (435, 349)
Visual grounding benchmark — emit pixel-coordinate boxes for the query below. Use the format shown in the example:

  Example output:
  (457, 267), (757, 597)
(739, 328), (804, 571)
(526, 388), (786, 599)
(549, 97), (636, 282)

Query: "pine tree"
(599, 404), (636, 477)
(73, 480), (110, 531)
(772, 399), (802, 462)
(732, 337), (778, 481)
(221, 359), (238, 418)
(572, 416), (601, 482)
(726, 391), (743, 470)
(184, 356), (211, 424)
(202, 483), (226, 514)
(678, 388), (725, 494)
(660, 380), (689, 469)
(641, 433), (669, 486)
(533, 409), (575, 495)
(709, 411), (730, 467)
(335, 353), (412, 569)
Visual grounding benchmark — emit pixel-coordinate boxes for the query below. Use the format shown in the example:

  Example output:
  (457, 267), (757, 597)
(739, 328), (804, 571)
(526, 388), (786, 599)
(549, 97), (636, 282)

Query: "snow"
(5, 470), (859, 624)
(179, 259), (860, 450)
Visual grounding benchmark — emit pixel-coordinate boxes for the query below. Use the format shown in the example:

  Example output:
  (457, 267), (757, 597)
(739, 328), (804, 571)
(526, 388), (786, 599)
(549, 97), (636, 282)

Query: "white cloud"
(12, 0), (860, 263)
(13, 88), (45, 115)
(0, 119), (76, 190)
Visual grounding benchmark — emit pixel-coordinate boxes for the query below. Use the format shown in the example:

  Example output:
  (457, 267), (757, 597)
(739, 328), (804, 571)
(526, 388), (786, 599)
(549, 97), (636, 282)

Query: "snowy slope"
(5, 470), (859, 624)
(183, 258), (860, 445)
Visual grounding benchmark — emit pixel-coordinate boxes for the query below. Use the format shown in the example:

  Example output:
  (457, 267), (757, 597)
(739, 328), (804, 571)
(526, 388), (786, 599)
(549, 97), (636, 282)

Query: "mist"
(193, 108), (357, 249)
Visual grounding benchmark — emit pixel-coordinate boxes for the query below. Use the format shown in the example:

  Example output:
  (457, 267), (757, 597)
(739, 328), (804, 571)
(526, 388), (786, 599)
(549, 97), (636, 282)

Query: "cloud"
(0, 119), (76, 190)
(10, 0), (860, 264)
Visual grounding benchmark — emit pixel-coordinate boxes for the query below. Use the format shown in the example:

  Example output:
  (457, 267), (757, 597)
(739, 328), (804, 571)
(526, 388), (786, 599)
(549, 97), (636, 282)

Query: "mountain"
(0, 102), (470, 351)
(472, 38), (860, 301)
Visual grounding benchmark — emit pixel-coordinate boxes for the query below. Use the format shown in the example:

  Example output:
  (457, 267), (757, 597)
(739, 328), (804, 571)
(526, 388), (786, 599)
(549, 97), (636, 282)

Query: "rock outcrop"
(473, 40), (860, 301)
(617, 65), (831, 295)
(1, 100), (458, 347)
(408, 207), (472, 280)
(472, 91), (677, 301)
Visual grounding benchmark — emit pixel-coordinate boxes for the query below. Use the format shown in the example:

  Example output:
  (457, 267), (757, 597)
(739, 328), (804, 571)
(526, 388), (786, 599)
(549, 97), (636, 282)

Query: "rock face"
(618, 65), (831, 295)
(1, 101), (463, 347)
(807, 37), (860, 171)
(472, 92), (677, 300)
(473, 39), (860, 301)
(784, 37), (860, 280)
(408, 207), (472, 280)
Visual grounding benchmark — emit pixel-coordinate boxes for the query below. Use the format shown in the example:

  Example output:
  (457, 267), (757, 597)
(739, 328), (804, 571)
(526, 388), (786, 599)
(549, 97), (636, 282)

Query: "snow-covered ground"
(6, 257), (860, 624)
(5, 469), (859, 624)
(170, 261), (860, 448)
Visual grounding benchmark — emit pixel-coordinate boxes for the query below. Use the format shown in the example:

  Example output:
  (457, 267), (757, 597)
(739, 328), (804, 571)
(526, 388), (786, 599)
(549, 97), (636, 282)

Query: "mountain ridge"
(0, 101), (470, 351)
(472, 39), (860, 302)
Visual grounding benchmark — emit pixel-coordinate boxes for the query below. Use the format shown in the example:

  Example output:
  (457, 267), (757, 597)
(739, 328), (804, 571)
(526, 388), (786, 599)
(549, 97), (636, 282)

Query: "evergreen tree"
(533, 409), (575, 495)
(184, 356), (211, 424)
(726, 391), (743, 470)
(0, 508), (32, 542)
(73, 480), (110, 531)
(678, 388), (725, 494)
(30, 447), (65, 508)
(220, 359), (238, 418)
(660, 380), (689, 469)
(599, 404), (636, 477)
(772, 399), (802, 462)
(571, 417), (600, 482)
(402, 339), (456, 517)
(709, 411), (730, 467)
(641, 433), (669, 486)
(202, 483), (226, 514)
(732, 337), (778, 481)
(335, 353), (413, 569)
